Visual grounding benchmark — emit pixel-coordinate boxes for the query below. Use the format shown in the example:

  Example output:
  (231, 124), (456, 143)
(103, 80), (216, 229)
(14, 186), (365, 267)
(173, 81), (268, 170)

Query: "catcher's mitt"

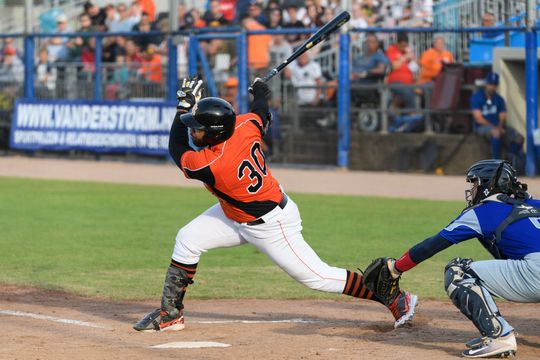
(361, 257), (401, 306)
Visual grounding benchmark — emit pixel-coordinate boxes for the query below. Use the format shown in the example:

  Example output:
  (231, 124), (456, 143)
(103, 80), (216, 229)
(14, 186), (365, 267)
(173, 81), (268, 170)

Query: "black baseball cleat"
(387, 291), (418, 329)
(462, 332), (517, 358)
(133, 308), (185, 332)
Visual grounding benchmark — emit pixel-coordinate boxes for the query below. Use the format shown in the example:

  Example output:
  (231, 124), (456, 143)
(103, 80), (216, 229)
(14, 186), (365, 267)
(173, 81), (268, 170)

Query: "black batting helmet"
(465, 159), (521, 206)
(180, 97), (236, 146)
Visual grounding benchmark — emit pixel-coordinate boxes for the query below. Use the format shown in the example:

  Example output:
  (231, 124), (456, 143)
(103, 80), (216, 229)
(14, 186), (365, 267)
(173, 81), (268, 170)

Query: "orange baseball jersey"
(180, 113), (283, 222)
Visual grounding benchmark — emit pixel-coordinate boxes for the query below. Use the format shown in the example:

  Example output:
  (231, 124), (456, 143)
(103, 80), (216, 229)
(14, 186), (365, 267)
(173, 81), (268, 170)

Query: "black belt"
(246, 194), (288, 226)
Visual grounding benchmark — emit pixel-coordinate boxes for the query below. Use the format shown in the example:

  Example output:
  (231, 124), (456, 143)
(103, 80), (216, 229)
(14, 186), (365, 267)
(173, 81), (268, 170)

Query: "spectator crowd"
(1, 0), (523, 163)
(0, 0), (436, 99)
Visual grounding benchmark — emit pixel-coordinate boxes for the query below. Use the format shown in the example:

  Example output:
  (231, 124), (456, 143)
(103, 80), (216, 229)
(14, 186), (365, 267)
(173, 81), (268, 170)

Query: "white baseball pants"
(172, 195), (348, 293)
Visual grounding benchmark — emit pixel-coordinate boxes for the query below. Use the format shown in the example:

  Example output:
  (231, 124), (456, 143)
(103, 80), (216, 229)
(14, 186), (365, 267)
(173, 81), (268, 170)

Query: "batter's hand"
(249, 78), (271, 100)
(177, 76), (204, 112)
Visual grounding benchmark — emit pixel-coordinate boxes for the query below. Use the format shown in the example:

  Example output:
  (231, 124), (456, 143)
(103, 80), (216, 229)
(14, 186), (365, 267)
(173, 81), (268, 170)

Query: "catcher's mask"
(180, 97), (236, 146)
(465, 159), (519, 207)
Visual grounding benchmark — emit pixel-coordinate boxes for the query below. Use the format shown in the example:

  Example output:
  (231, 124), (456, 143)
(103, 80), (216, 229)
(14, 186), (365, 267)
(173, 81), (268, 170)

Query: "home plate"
(151, 341), (231, 349)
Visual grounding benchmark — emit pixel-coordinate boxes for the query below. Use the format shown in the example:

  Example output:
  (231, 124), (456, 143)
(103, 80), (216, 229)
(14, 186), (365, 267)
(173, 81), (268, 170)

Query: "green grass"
(0, 177), (491, 301)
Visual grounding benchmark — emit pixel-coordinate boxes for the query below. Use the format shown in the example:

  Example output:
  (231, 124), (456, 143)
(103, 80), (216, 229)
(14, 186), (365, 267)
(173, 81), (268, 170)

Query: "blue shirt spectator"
(471, 72), (523, 160)
(109, 3), (140, 33)
(470, 87), (506, 127)
(351, 33), (388, 83)
(47, 14), (71, 62)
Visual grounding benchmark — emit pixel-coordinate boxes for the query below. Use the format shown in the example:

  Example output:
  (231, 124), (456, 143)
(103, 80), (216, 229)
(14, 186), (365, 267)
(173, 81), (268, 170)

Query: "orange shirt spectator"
(418, 36), (454, 84)
(137, 0), (156, 21)
(386, 42), (415, 84)
(242, 17), (272, 70)
(140, 48), (163, 83)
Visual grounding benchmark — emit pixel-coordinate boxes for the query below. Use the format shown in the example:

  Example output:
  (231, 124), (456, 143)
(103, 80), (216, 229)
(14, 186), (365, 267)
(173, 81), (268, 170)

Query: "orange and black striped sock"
(170, 259), (198, 281)
(342, 270), (382, 303)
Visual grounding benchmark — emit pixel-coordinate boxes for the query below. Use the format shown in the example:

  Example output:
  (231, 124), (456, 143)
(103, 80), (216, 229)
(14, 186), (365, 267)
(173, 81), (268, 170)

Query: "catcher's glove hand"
(361, 257), (402, 306)
(177, 76), (204, 112)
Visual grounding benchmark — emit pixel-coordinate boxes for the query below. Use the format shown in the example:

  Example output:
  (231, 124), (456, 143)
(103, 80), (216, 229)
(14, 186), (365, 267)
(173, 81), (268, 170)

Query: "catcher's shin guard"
(444, 258), (511, 338)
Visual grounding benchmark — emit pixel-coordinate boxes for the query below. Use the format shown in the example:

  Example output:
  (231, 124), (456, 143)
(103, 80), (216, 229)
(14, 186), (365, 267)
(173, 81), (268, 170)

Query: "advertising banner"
(10, 99), (177, 155)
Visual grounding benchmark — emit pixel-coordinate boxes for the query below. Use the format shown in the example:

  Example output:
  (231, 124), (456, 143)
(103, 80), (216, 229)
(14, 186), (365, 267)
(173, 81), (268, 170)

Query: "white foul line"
(193, 318), (325, 324)
(0, 309), (110, 329)
(1, 309), (326, 329)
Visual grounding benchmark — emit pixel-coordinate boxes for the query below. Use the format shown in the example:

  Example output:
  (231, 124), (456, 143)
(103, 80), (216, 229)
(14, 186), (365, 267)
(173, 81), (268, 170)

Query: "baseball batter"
(368, 159), (540, 358)
(133, 77), (417, 332)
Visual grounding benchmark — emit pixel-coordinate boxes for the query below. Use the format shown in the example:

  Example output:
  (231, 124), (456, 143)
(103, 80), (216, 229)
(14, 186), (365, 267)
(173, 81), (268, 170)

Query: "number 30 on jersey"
(237, 142), (267, 193)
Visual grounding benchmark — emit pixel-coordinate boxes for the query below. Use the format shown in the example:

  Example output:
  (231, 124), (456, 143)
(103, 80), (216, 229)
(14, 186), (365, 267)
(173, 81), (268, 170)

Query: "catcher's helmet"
(180, 97), (236, 146)
(465, 159), (518, 206)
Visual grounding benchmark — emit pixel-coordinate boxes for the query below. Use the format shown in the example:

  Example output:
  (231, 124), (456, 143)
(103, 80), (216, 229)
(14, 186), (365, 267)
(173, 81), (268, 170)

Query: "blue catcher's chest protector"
(484, 195), (540, 259)
(439, 195), (540, 260)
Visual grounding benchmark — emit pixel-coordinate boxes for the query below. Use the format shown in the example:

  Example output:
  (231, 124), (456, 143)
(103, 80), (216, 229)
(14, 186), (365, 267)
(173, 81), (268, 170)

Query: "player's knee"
(444, 266), (505, 337)
(173, 228), (201, 263)
(176, 227), (201, 246)
(444, 257), (473, 296)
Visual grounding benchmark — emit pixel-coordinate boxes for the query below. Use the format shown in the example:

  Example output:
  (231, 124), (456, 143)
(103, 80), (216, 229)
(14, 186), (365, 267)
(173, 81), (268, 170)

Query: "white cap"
(57, 14), (68, 23)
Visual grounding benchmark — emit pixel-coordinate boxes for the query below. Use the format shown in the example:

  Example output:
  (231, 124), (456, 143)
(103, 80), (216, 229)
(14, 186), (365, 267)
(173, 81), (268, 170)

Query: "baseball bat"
(259, 10), (351, 83)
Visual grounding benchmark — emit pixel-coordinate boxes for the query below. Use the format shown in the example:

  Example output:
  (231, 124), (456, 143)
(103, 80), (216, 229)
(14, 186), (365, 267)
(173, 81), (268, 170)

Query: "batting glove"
(249, 77), (271, 100)
(177, 76), (204, 112)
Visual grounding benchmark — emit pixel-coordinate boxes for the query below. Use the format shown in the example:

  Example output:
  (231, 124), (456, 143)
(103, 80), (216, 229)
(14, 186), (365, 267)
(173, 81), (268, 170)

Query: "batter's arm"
(168, 111), (192, 170)
(169, 77), (205, 169)
(249, 78), (272, 134)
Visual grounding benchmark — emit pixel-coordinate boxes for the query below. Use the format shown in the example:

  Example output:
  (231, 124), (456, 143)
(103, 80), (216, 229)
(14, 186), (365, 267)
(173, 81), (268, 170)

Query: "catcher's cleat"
(133, 308), (185, 332)
(462, 332), (516, 358)
(387, 291), (417, 329)
(466, 337), (485, 349)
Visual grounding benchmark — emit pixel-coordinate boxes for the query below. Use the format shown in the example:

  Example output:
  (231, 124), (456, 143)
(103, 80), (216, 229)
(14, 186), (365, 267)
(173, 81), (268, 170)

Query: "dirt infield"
(1, 156), (540, 359)
(1, 284), (539, 360)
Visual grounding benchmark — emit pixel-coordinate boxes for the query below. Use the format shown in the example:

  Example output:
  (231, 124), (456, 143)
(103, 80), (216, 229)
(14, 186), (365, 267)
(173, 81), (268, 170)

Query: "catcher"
(365, 159), (540, 358)
(132, 76), (417, 332)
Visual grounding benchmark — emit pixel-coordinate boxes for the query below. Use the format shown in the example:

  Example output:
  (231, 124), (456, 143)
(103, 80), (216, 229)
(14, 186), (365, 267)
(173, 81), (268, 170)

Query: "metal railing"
(1, 24), (538, 173)
(32, 62), (168, 100)
(434, 1), (539, 61)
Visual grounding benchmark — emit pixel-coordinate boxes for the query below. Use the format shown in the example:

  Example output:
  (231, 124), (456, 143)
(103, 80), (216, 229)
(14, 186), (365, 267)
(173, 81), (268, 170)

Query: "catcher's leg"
(134, 204), (246, 332)
(469, 253), (540, 303)
(444, 258), (516, 358)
